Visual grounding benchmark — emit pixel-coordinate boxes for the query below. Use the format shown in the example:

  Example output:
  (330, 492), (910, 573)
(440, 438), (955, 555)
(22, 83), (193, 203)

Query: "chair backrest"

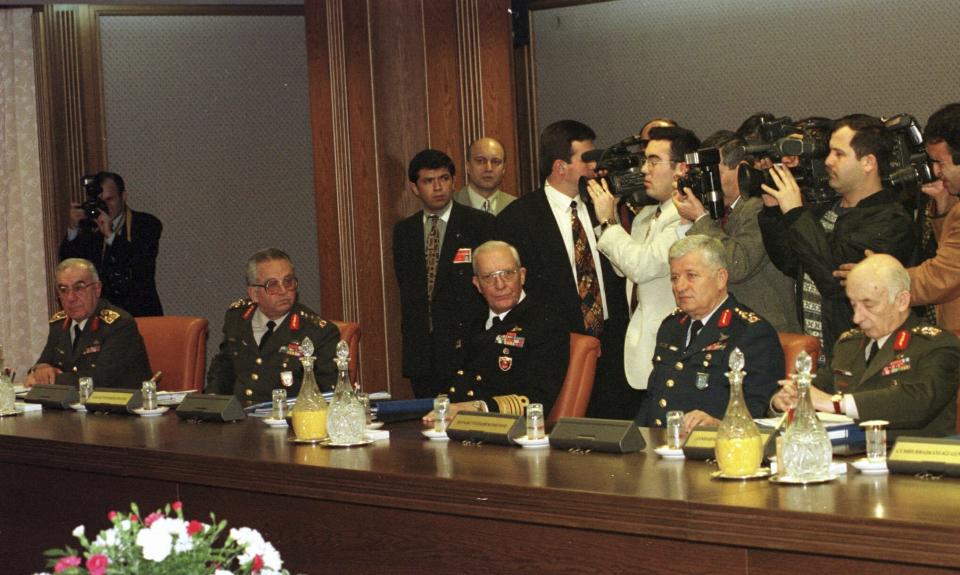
(952, 330), (960, 434)
(547, 333), (601, 425)
(331, 320), (361, 385)
(777, 332), (821, 377)
(134, 316), (208, 392)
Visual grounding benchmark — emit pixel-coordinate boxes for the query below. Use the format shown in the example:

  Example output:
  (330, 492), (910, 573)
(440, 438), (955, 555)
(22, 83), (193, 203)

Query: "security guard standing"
(206, 249), (339, 404)
(636, 236), (783, 431)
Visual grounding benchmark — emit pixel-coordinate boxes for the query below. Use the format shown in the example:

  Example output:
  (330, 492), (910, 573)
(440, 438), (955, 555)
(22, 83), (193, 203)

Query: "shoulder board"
(838, 328), (862, 342)
(49, 310), (67, 323)
(100, 309), (120, 325)
(301, 311), (328, 328)
(911, 325), (942, 338)
(229, 298), (252, 310)
(671, 307), (683, 316)
(733, 307), (759, 324)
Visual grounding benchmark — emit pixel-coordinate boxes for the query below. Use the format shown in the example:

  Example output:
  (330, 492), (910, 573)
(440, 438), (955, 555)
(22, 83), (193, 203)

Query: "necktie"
(72, 324), (82, 351)
(866, 340), (878, 365)
(490, 315), (502, 330)
(259, 320), (276, 351)
(632, 207), (662, 315)
(425, 215), (440, 299)
(482, 199), (491, 213)
(721, 205), (732, 230)
(571, 201), (603, 337)
(687, 320), (703, 349)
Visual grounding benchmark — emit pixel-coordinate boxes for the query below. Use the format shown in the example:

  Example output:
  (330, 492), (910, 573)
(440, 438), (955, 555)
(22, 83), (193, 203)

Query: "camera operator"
(759, 114), (914, 364)
(673, 131), (799, 332)
(59, 171), (163, 317)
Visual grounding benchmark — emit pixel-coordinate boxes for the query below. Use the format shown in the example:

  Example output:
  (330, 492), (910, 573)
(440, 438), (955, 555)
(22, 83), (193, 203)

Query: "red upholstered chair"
(952, 330), (960, 434)
(331, 320), (361, 384)
(134, 316), (208, 392)
(547, 333), (601, 425)
(778, 332), (821, 377)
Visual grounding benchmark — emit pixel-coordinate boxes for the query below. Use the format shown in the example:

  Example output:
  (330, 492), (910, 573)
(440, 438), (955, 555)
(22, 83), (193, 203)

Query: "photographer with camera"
(673, 131), (799, 333)
(59, 171), (163, 317)
(759, 114), (914, 364)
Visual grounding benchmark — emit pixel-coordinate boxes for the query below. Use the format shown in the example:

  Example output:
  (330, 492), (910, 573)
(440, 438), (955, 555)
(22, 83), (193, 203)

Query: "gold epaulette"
(671, 307), (684, 316)
(492, 394), (530, 416)
(301, 311), (328, 328)
(912, 325), (942, 338)
(229, 298), (251, 310)
(49, 310), (67, 323)
(99, 309), (120, 325)
(838, 328), (862, 342)
(734, 307), (759, 324)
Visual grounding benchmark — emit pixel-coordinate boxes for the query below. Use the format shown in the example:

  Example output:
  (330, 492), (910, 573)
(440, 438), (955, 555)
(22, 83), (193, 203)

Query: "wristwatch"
(831, 392), (844, 415)
(599, 218), (617, 235)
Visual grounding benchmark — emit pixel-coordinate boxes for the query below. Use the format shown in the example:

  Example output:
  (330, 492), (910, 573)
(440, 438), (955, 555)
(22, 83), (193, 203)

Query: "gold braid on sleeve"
(492, 394), (530, 416)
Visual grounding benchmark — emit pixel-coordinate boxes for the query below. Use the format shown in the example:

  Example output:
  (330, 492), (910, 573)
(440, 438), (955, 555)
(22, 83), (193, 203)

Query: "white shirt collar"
(423, 200), (453, 223)
(486, 291), (526, 329)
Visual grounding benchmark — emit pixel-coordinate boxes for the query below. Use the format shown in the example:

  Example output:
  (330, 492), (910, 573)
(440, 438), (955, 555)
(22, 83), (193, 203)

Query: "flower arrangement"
(39, 501), (289, 575)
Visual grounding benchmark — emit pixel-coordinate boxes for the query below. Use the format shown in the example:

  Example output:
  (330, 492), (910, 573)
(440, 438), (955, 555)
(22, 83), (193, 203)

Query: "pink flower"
(252, 554), (264, 572)
(171, 500), (182, 512)
(144, 511), (164, 527)
(107, 511), (117, 521)
(187, 520), (204, 536)
(86, 554), (109, 575)
(54, 555), (81, 572)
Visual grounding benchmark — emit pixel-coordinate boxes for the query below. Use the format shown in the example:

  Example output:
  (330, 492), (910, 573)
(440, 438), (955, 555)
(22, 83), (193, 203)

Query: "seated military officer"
(635, 235), (783, 432)
(773, 254), (960, 437)
(205, 248), (340, 403)
(26, 258), (151, 388)
(423, 240), (569, 422)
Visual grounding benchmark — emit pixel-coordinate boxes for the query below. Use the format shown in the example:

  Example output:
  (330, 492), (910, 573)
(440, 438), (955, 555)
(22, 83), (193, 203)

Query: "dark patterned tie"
(721, 205), (732, 230)
(571, 201), (603, 337)
(687, 320), (703, 349)
(72, 324), (82, 352)
(425, 215), (440, 298)
(259, 320), (276, 351)
(866, 340), (878, 365)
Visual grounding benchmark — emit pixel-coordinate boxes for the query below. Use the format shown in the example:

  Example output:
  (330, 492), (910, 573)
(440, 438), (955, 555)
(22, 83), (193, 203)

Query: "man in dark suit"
(394, 149), (495, 397)
(59, 171), (163, 316)
(497, 120), (630, 419)
(26, 258), (151, 389)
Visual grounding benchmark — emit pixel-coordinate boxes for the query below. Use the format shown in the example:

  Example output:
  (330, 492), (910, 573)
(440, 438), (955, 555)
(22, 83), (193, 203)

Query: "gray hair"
(668, 235), (727, 271)
(472, 240), (521, 274)
(246, 248), (294, 284)
(850, 254), (910, 302)
(56, 258), (99, 282)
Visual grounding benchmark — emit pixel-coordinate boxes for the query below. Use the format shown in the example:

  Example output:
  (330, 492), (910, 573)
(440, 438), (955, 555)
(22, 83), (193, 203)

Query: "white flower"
(229, 527), (266, 550)
(136, 527), (173, 562)
(212, 571), (232, 575)
(93, 527), (118, 548)
(149, 517), (193, 554)
(72, 525), (84, 538)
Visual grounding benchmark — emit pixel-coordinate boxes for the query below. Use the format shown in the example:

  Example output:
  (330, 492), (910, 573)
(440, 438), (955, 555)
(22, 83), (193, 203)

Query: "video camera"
(581, 136), (649, 204)
(80, 174), (108, 230)
(677, 147), (724, 220)
(884, 113), (935, 194)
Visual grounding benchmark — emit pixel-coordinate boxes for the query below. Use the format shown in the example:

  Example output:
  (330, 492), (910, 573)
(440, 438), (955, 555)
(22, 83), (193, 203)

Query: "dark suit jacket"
(393, 202), (495, 395)
(59, 208), (164, 317)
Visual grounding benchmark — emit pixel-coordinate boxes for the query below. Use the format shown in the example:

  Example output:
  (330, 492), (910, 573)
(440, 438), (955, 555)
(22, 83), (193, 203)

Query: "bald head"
(466, 137), (506, 195)
(640, 118), (677, 140)
(846, 254), (911, 339)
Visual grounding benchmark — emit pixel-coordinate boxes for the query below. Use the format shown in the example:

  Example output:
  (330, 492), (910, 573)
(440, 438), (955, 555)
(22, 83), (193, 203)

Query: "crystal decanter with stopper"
(326, 340), (366, 444)
(715, 348), (763, 477)
(290, 337), (329, 441)
(780, 350), (833, 480)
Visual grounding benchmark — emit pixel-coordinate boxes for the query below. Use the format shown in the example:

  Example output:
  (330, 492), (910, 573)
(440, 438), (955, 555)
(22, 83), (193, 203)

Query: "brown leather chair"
(547, 333), (601, 425)
(331, 320), (361, 384)
(134, 316), (208, 392)
(952, 330), (960, 434)
(778, 332), (821, 377)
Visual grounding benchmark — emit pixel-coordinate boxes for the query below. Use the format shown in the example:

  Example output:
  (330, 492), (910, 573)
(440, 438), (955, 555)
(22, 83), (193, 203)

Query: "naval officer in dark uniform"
(205, 248), (339, 404)
(775, 254), (960, 437)
(26, 258), (151, 389)
(636, 235), (783, 432)
(423, 241), (569, 421)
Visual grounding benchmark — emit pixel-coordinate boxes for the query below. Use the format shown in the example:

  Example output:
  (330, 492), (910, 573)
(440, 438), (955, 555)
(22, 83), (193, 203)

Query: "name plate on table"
(888, 437), (960, 477)
(549, 418), (645, 453)
(85, 389), (142, 414)
(23, 384), (78, 410)
(682, 426), (776, 461)
(446, 412), (523, 445)
(176, 394), (246, 422)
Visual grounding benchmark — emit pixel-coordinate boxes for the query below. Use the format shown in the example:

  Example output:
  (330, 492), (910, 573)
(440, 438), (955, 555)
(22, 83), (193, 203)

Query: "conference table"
(1, 408), (958, 574)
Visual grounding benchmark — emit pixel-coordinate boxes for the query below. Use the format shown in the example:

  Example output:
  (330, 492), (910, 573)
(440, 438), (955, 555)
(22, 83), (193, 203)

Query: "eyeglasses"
(55, 281), (100, 298)
(476, 268), (519, 285)
(249, 276), (299, 295)
(643, 157), (676, 170)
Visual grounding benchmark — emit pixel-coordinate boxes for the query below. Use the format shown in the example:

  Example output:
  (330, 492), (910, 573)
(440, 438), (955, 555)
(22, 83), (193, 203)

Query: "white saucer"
(262, 417), (289, 428)
(654, 445), (685, 459)
(851, 458), (888, 474)
(769, 473), (838, 485)
(421, 428), (449, 441)
(366, 421), (384, 430)
(69, 403), (87, 412)
(711, 467), (771, 480)
(133, 406), (169, 417)
(514, 435), (550, 448)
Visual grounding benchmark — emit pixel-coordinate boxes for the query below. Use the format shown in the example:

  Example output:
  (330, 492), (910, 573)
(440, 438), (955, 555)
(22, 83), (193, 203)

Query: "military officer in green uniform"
(774, 254), (960, 437)
(206, 248), (339, 404)
(636, 235), (784, 432)
(26, 258), (151, 389)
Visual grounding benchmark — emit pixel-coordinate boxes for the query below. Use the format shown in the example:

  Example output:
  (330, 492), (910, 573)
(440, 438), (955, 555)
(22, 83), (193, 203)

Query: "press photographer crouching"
(59, 171), (163, 317)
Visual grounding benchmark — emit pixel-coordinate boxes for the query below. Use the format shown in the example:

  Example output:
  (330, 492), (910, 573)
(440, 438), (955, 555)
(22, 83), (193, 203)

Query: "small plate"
(132, 406), (169, 417)
(654, 445), (685, 459)
(514, 435), (550, 448)
(851, 458), (888, 475)
(69, 403), (87, 412)
(262, 417), (289, 428)
(710, 467), (771, 480)
(322, 438), (374, 448)
(366, 421), (384, 430)
(287, 436), (327, 444)
(769, 473), (838, 485)
(421, 428), (449, 441)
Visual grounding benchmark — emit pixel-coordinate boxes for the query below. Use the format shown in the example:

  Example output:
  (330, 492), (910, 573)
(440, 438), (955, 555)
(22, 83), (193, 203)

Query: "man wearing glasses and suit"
(26, 258), (151, 388)
(206, 248), (340, 403)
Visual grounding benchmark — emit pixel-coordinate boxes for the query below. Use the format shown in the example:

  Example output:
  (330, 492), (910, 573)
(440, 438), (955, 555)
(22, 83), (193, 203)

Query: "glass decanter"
(715, 348), (763, 477)
(290, 337), (329, 441)
(0, 345), (14, 414)
(326, 341), (365, 444)
(780, 350), (833, 480)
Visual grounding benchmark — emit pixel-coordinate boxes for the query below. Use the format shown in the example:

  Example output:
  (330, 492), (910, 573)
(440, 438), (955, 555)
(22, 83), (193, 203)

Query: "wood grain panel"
(423, 0), (465, 186)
